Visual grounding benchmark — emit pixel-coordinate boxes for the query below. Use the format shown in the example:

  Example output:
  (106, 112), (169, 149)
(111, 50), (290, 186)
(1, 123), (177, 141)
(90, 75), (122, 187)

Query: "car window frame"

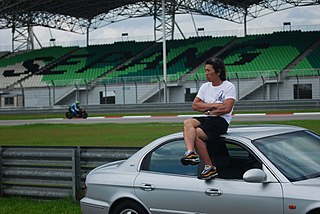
(140, 136), (263, 180)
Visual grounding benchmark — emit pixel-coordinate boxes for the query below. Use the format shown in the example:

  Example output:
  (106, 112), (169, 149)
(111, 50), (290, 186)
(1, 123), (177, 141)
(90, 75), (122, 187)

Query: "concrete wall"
(1, 76), (319, 108)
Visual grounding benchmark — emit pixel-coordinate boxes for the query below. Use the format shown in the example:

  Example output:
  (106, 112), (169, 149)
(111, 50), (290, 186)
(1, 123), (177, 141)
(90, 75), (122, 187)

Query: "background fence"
(0, 146), (141, 200)
(1, 100), (320, 115)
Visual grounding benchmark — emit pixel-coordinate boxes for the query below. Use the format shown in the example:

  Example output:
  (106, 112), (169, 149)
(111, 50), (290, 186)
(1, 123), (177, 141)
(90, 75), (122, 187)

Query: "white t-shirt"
(196, 80), (236, 124)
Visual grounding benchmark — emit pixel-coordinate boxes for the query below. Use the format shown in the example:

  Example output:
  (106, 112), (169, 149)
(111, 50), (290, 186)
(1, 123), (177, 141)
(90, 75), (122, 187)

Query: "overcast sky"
(0, 5), (320, 51)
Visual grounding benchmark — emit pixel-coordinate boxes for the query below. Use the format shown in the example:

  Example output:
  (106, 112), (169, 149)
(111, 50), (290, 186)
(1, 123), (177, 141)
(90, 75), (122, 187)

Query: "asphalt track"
(0, 112), (319, 126)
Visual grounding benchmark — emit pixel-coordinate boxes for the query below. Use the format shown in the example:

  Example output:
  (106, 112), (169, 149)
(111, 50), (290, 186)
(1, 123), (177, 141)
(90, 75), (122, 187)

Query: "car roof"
(223, 124), (307, 140)
(161, 124), (307, 142)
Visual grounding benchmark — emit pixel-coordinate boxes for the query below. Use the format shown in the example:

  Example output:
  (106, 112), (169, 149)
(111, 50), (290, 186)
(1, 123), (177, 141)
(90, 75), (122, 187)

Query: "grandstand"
(0, 0), (320, 108)
(0, 30), (320, 107)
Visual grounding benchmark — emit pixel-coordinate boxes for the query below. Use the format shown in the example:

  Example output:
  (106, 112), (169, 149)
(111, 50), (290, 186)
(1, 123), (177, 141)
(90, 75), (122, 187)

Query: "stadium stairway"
(180, 37), (238, 82)
(92, 42), (158, 88)
(282, 35), (320, 77)
(287, 37), (320, 77)
(54, 42), (158, 105)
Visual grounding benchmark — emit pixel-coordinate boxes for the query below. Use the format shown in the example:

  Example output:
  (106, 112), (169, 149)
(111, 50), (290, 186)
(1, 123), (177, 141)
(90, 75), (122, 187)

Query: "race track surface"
(0, 112), (319, 126)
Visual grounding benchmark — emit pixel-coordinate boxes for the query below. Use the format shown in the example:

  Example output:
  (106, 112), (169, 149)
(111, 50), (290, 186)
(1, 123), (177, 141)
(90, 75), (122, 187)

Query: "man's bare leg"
(183, 118), (201, 151)
(194, 127), (218, 179)
(181, 118), (202, 166)
(194, 128), (213, 167)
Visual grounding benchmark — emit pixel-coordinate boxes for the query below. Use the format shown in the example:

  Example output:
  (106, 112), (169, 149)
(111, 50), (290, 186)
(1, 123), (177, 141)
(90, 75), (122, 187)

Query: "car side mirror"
(243, 169), (267, 183)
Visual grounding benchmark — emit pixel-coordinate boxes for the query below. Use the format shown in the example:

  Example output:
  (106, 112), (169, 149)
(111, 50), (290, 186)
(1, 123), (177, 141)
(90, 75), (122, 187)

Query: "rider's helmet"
(75, 100), (80, 105)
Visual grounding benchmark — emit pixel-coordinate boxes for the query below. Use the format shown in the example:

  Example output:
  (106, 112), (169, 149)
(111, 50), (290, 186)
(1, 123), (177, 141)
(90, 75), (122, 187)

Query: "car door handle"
(205, 188), (223, 196)
(139, 183), (155, 191)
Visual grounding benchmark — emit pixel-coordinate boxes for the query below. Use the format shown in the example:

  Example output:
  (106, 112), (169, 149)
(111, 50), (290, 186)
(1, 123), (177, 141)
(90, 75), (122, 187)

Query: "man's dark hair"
(205, 58), (227, 81)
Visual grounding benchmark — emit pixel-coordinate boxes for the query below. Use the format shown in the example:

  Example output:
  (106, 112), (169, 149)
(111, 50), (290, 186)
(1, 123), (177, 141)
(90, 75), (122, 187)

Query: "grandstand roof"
(0, 0), (319, 34)
(0, 0), (143, 20)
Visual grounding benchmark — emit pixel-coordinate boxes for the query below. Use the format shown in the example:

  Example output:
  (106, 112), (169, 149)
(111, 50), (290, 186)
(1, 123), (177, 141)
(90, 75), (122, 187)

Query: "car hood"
(293, 177), (320, 187)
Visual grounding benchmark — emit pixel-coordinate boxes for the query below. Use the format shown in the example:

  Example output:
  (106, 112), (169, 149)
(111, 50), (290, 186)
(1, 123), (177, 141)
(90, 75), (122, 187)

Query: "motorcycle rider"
(70, 100), (80, 115)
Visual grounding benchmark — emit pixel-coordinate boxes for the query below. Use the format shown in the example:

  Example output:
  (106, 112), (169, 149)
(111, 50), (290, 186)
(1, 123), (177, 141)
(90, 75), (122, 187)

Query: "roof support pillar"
(244, 8), (248, 36)
(11, 25), (34, 52)
(162, 0), (167, 103)
(86, 20), (91, 46)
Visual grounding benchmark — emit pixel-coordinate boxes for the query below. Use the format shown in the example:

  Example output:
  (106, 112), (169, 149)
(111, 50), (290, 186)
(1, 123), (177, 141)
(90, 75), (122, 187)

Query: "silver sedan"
(80, 125), (320, 214)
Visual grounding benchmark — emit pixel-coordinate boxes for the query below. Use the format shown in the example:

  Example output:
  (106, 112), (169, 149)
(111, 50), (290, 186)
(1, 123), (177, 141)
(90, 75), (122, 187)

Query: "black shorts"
(194, 116), (229, 140)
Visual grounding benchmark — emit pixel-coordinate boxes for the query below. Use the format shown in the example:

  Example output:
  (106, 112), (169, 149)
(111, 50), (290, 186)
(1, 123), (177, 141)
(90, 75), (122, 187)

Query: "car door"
(198, 142), (284, 214)
(198, 177), (283, 214)
(134, 139), (205, 214)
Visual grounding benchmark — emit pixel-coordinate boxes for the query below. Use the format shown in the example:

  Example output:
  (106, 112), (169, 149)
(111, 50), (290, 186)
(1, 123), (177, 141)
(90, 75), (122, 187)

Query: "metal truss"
(88, 0), (320, 32)
(0, 0), (319, 50)
(1, 0), (319, 32)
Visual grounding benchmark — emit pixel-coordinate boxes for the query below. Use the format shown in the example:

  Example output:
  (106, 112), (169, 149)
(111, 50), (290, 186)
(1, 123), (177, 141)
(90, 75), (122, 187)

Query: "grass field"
(0, 197), (81, 214)
(0, 123), (183, 146)
(0, 119), (319, 213)
(0, 120), (319, 147)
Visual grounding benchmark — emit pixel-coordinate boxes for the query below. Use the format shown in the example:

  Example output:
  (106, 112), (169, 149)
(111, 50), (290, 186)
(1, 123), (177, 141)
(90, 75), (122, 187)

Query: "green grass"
(0, 123), (183, 146)
(0, 121), (319, 147)
(0, 197), (81, 214)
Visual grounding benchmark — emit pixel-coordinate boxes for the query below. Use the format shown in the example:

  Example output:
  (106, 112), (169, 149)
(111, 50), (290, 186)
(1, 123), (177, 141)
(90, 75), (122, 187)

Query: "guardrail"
(0, 100), (320, 115)
(0, 146), (141, 200)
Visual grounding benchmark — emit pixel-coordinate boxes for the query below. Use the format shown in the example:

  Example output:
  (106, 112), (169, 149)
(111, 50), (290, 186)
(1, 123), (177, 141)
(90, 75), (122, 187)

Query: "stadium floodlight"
(197, 27), (205, 36)
(121, 32), (129, 41)
(283, 22), (291, 31)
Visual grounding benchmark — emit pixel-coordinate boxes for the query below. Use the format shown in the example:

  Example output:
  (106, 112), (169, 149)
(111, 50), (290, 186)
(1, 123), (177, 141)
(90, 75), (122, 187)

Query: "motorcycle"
(66, 106), (88, 119)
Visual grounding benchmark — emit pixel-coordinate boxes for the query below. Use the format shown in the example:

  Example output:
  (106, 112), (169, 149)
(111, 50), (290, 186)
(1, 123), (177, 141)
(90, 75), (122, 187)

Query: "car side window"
(141, 139), (198, 176)
(140, 138), (261, 179)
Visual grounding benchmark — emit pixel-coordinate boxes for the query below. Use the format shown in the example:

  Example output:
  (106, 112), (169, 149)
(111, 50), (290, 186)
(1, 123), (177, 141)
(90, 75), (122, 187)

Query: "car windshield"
(253, 130), (320, 182)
